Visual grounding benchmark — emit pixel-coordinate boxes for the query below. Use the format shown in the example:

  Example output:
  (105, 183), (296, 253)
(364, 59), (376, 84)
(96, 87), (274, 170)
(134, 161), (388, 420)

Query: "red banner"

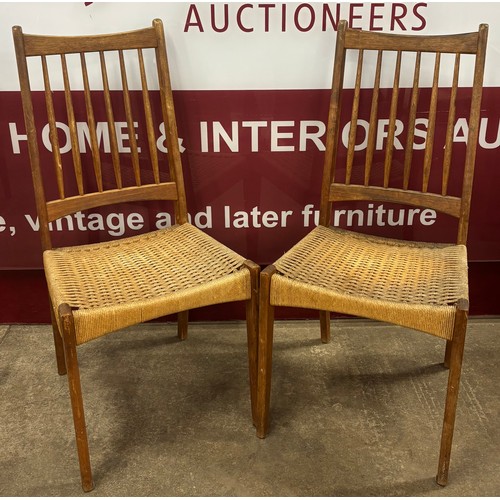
(1, 88), (500, 269)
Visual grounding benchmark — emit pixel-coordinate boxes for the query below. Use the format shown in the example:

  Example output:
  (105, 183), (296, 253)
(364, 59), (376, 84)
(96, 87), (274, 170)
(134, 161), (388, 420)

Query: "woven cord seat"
(271, 226), (468, 340)
(44, 223), (251, 345)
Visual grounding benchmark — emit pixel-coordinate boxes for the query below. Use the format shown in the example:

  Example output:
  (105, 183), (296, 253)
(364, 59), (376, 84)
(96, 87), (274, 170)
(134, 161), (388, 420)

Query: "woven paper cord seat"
(271, 226), (468, 340)
(44, 223), (251, 345)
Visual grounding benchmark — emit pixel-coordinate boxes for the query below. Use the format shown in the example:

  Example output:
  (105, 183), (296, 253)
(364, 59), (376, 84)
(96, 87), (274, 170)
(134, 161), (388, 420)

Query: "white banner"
(1, 2), (500, 91)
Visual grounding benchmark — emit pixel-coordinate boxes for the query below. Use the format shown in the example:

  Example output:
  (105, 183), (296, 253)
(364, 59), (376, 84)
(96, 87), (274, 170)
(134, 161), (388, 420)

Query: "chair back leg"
(444, 339), (453, 369)
(59, 304), (94, 492)
(320, 311), (331, 344)
(177, 311), (189, 340)
(436, 307), (468, 486)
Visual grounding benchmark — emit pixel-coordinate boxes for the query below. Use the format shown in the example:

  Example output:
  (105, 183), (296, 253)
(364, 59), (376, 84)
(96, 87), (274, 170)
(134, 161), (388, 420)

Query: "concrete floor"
(0, 318), (498, 496)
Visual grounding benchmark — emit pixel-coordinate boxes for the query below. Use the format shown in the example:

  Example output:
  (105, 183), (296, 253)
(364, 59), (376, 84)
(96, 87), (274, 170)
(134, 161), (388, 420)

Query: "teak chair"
(256, 20), (488, 485)
(13, 19), (259, 492)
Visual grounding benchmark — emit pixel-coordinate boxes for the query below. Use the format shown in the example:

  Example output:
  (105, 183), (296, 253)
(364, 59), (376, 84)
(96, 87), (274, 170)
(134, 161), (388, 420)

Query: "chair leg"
(444, 339), (452, 369)
(50, 306), (67, 375)
(256, 265), (276, 439)
(178, 310), (189, 340)
(59, 304), (94, 493)
(436, 305), (468, 486)
(320, 311), (331, 344)
(243, 260), (260, 426)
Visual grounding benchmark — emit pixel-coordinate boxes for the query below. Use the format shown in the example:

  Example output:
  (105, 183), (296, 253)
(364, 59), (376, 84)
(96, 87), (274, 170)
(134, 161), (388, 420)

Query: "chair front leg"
(50, 304), (67, 375)
(436, 304), (468, 486)
(256, 265), (276, 439)
(243, 260), (260, 425)
(59, 304), (94, 492)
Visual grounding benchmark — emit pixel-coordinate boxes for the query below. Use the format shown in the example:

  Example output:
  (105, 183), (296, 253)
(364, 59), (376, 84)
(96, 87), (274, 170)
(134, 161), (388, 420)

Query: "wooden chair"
(256, 20), (488, 486)
(12, 19), (259, 492)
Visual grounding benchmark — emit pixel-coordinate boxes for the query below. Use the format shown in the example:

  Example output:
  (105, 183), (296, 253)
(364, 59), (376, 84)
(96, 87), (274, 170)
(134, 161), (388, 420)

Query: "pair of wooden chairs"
(13, 19), (488, 491)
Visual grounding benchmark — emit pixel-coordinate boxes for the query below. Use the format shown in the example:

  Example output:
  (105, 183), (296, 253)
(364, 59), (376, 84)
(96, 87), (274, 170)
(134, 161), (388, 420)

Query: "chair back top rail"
(21, 27), (159, 56)
(344, 29), (481, 54)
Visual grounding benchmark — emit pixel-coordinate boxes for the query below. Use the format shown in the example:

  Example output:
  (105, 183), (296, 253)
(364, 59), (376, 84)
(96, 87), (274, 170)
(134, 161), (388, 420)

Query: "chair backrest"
(13, 19), (187, 252)
(320, 20), (488, 245)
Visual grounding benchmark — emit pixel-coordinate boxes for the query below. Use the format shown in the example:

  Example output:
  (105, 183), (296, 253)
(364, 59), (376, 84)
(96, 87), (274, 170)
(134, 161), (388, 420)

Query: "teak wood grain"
(329, 184), (462, 218)
(46, 183), (178, 222)
(22, 28), (159, 56)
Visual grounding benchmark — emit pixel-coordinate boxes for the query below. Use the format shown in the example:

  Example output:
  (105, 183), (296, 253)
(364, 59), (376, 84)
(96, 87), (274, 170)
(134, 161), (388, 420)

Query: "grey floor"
(0, 318), (499, 496)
